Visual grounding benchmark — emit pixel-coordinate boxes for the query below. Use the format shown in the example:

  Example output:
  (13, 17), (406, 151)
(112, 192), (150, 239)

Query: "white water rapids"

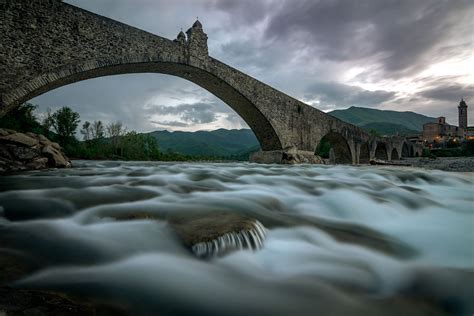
(0, 161), (473, 315)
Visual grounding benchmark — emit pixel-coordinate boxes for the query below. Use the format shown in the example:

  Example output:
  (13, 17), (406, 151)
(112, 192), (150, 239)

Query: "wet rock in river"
(168, 212), (267, 258)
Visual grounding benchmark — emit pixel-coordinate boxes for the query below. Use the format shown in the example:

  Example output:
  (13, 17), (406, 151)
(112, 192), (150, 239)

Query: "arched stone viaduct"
(0, 0), (421, 164)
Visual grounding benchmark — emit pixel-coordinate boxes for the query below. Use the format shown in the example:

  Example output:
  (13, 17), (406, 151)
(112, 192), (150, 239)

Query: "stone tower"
(174, 30), (186, 45)
(186, 20), (208, 59)
(458, 98), (468, 129)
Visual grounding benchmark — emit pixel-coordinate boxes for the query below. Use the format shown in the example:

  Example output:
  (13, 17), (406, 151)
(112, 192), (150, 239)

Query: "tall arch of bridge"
(0, 0), (407, 164)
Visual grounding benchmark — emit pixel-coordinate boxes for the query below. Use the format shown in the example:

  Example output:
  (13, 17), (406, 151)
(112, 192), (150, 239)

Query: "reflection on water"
(0, 161), (473, 315)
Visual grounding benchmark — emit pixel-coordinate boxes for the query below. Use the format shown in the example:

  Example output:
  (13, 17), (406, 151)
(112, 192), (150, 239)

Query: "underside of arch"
(375, 143), (388, 160)
(391, 148), (399, 160)
(2, 59), (282, 151)
(402, 142), (410, 157)
(316, 132), (352, 164)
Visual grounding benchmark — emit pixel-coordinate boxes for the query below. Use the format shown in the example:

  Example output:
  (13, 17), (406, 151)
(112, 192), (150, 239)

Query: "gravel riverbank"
(400, 157), (474, 172)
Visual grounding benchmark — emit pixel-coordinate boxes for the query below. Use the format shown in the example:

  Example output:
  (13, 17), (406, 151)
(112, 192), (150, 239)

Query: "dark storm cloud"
(207, 0), (271, 25)
(305, 82), (396, 108)
(267, 0), (472, 70)
(419, 81), (474, 102)
(146, 103), (218, 124)
(227, 0), (472, 77)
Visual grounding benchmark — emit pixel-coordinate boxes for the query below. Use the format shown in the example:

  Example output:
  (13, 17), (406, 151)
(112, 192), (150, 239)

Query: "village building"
(422, 99), (471, 144)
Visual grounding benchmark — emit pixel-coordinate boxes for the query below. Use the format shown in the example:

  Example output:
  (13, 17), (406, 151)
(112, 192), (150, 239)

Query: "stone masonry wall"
(0, 0), (405, 162)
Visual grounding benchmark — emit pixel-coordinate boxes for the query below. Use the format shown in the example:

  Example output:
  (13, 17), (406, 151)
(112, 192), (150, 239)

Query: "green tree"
(462, 139), (474, 156)
(51, 106), (80, 146)
(0, 103), (42, 133)
(315, 138), (331, 158)
(42, 108), (54, 138)
(107, 121), (126, 156)
(121, 131), (160, 160)
(91, 120), (105, 140)
(81, 121), (92, 141)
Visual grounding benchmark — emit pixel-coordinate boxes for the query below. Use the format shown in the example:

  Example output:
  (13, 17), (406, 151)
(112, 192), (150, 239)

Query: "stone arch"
(375, 142), (388, 160)
(401, 142), (411, 158)
(315, 132), (353, 164)
(0, 1), (413, 162)
(3, 56), (282, 151)
(390, 148), (399, 160)
(359, 143), (370, 164)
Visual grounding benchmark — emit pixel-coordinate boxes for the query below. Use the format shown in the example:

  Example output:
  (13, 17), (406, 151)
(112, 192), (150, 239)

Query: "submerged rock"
(169, 212), (267, 258)
(111, 211), (267, 258)
(0, 128), (71, 173)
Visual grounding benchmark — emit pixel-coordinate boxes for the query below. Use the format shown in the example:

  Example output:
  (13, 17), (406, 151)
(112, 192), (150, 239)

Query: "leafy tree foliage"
(121, 132), (160, 160)
(315, 138), (331, 158)
(91, 120), (105, 140)
(51, 106), (80, 145)
(81, 121), (92, 141)
(0, 103), (42, 133)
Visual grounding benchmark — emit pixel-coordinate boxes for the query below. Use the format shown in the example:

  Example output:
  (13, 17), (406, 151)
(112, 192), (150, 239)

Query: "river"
(0, 161), (473, 315)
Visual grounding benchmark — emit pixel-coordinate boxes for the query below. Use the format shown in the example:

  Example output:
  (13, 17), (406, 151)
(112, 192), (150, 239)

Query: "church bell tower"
(458, 98), (468, 130)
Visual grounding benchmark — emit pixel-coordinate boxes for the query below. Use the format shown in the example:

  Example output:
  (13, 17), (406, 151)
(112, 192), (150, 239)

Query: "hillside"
(329, 106), (436, 134)
(148, 128), (260, 158)
(359, 122), (419, 136)
(146, 108), (435, 157)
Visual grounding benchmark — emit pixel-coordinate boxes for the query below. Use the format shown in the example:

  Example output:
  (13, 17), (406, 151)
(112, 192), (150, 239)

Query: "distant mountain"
(147, 107), (435, 157)
(359, 122), (419, 136)
(329, 106), (436, 135)
(148, 128), (260, 158)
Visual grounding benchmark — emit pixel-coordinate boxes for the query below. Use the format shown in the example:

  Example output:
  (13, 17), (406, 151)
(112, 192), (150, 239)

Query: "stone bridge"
(0, 0), (422, 164)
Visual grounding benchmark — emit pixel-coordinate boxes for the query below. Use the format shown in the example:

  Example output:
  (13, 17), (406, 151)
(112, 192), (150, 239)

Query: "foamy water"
(0, 161), (473, 315)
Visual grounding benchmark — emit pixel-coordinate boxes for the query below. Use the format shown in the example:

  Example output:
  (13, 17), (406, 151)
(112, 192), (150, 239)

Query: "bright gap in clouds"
(30, 73), (250, 133)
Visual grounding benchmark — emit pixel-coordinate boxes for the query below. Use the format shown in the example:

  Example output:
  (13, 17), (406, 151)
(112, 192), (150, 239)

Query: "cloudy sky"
(32, 0), (473, 132)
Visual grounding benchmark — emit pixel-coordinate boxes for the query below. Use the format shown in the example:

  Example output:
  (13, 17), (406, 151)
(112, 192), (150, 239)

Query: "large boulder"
(7, 145), (40, 161)
(37, 134), (52, 145)
(25, 157), (49, 170)
(0, 129), (71, 173)
(42, 144), (70, 168)
(0, 128), (16, 136)
(0, 132), (39, 147)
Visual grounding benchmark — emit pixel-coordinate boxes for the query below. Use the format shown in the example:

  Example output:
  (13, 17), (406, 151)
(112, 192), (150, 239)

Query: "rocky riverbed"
(400, 157), (474, 172)
(1, 161), (472, 315)
(0, 129), (71, 173)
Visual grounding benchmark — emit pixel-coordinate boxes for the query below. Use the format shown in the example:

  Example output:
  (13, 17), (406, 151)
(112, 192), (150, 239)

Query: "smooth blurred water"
(0, 161), (473, 315)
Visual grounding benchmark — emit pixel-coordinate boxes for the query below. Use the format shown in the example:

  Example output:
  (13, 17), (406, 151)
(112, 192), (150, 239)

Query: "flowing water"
(0, 161), (473, 315)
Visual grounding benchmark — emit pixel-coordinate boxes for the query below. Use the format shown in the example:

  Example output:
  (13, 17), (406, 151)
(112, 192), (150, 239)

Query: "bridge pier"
(386, 143), (393, 161)
(347, 139), (357, 165)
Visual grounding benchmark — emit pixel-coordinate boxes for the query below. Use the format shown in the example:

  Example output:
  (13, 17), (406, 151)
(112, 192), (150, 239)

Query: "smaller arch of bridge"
(401, 142), (411, 158)
(390, 148), (400, 160)
(374, 142), (389, 160)
(315, 132), (353, 164)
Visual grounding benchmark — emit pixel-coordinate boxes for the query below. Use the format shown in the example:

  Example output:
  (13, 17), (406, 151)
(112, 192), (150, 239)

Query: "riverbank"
(400, 156), (474, 172)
